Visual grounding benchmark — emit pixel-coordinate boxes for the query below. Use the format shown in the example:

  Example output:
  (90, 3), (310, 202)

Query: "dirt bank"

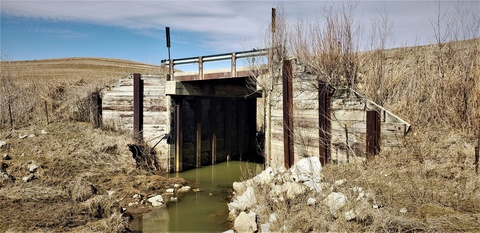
(0, 121), (184, 232)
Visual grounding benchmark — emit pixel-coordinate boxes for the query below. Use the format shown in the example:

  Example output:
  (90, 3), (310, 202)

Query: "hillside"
(0, 57), (167, 129)
(0, 57), (173, 232)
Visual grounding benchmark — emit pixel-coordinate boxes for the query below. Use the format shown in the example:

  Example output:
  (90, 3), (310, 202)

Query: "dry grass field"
(0, 58), (185, 232)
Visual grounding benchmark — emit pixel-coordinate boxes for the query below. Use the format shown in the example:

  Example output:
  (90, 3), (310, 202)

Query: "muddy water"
(131, 161), (263, 233)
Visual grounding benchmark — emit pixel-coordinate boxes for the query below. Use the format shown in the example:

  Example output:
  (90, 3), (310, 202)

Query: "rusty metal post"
(90, 92), (102, 128)
(174, 97), (183, 172)
(194, 98), (202, 168)
(133, 74), (143, 142)
(318, 82), (331, 166)
(366, 110), (381, 160)
(282, 60), (294, 169)
(199, 56), (204, 80)
(166, 27), (172, 81)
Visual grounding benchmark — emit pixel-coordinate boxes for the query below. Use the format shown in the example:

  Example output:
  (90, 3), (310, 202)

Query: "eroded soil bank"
(0, 122), (185, 232)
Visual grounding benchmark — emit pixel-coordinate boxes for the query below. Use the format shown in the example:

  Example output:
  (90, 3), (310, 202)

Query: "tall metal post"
(318, 82), (332, 166)
(282, 60), (294, 169)
(133, 73), (143, 142)
(366, 110), (381, 160)
(166, 27), (172, 81)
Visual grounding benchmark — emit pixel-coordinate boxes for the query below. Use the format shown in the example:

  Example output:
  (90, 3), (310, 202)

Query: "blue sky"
(1, 0), (479, 66)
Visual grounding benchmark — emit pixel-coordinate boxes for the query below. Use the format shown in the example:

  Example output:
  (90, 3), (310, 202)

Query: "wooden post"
(8, 101), (13, 129)
(366, 110), (381, 160)
(282, 59), (294, 169)
(224, 99), (233, 161)
(174, 97), (183, 172)
(44, 100), (50, 125)
(238, 99), (246, 160)
(133, 74), (143, 142)
(90, 92), (102, 128)
(210, 98), (218, 165)
(194, 98), (202, 168)
(475, 133), (479, 174)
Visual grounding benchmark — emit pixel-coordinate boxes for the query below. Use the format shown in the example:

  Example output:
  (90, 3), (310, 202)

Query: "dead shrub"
(70, 178), (98, 202)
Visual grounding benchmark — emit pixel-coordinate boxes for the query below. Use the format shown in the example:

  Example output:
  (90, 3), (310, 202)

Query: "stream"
(131, 161), (263, 232)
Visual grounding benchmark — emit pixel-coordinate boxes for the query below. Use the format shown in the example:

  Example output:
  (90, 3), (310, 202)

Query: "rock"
(344, 210), (356, 221)
(107, 190), (115, 196)
(41, 130), (48, 135)
(22, 173), (35, 182)
(28, 164), (38, 173)
(307, 197), (317, 206)
(166, 188), (175, 193)
(133, 194), (141, 199)
(233, 181), (247, 194)
(1, 171), (15, 182)
(228, 186), (257, 212)
(0, 141), (7, 148)
(284, 182), (306, 199)
(19, 134), (27, 139)
(260, 223), (270, 232)
(252, 167), (274, 184)
(147, 195), (164, 207)
(303, 178), (324, 192)
(269, 213), (278, 223)
(325, 192), (347, 217)
(173, 183), (182, 188)
(234, 211), (257, 233)
(170, 197), (178, 202)
(28, 134), (35, 138)
(334, 179), (346, 186)
(3, 154), (12, 161)
(400, 207), (408, 214)
(290, 157), (322, 182)
(178, 186), (191, 193)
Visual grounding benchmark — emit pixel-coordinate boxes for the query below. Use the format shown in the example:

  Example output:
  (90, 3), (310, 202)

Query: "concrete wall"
(101, 74), (171, 171)
(268, 58), (410, 168)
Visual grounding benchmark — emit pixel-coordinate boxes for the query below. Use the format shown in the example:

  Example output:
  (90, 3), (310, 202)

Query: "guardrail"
(161, 48), (269, 81)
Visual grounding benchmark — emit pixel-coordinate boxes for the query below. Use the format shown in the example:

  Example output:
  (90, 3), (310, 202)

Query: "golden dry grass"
(0, 58), (176, 232)
(0, 57), (166, 129)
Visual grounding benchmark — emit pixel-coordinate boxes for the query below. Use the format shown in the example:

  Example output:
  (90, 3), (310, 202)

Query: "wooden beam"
(194, 98), (202, 168)
(165, 80), (260, 98)
(174, 97), (183, 172)
(210, 97), (218, 165)
(225, 99), (233, 161)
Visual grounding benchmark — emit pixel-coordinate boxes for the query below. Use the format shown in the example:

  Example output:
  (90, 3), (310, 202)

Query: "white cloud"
(2, 0), (479, 52)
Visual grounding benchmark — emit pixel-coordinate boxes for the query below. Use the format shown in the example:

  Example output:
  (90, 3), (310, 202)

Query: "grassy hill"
(0, 58), (173, 232)
(0, 57), (167, 129)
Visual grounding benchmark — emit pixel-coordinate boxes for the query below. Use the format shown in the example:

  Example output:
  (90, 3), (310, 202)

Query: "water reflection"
(132, 161), (262, 233)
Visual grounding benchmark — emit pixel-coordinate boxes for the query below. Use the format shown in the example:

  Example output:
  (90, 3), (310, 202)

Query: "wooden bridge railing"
(161, 48), (269, 81)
